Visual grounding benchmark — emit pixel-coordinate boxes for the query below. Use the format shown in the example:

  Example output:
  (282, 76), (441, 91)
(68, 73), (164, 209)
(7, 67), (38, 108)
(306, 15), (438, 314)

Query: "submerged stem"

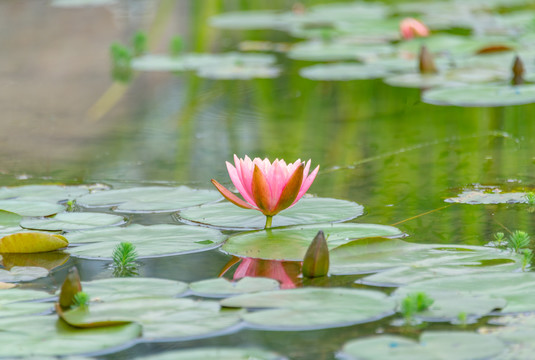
(265, 215), (273, 229)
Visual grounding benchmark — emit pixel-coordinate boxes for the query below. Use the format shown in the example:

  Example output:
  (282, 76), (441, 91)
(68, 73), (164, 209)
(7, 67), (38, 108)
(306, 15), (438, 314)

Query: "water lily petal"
(273, 163), (304, 214)
(295, 164), (320, 202)
(227, 161), (256, 206)
(252, 165), (274, 214)
(211, 179), (256, 210)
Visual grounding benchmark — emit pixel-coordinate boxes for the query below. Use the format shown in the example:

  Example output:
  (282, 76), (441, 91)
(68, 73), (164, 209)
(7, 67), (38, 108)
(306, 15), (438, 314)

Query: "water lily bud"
(512, 55), (525, 85)
(400, 18), (429, 40)
(59, 267), (82, 310)
(302, 231), (329, 278)
(419, 45), (437, 74)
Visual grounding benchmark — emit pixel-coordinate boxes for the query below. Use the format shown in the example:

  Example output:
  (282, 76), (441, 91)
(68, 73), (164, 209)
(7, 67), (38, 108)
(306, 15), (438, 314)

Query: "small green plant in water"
(110, 43), (133, 82)
(132, 31), (147, 57)
(169, 35), (184, 57)
(457, 311), (467, 326)
(506, 230), (531, 253)
(72, 291), (90, 309)
(400, 292), (434, 324)
(112, 242), (139, 277)
(521, 249), (533, 271)
(525, 192), (535, 205)
(66, 199), (76, 212)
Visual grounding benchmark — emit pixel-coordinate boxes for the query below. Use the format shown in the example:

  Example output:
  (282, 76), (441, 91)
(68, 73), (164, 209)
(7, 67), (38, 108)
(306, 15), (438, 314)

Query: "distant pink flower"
(400, 18), (429, 40)
(211, 155), (319, 226)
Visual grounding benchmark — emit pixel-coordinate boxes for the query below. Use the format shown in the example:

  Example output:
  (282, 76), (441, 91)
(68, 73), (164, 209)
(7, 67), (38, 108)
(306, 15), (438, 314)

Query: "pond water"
(1, 0), (535, 359)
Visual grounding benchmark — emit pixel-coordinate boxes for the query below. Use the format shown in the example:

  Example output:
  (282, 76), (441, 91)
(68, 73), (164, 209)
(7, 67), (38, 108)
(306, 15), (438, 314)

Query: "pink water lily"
(211, 155), (319, 228)
(400, 18), (429, 40)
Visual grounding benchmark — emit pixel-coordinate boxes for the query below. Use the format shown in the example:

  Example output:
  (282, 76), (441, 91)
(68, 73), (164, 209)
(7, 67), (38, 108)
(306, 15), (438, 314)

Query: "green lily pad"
(485, 313), (535, 360)
(338, 332), (505, 360)
(0, 301), (52, 318)
(393, 291), (506, 322)
(395, 273), (535, 313)
(0, 287), (52, 303)
(20, 212), (125, 231)
(329, 238), (521, 285)
(0, 200), (65, 217)
(384, 73), (453, 89)
(222, 223), (401, 261)
(135, 347), (285, 360)
(60, 298), (242, 340)
(0, 315), (141, 357)
(76, 186), (221, 213)
(80, 278), (188, 301)
(132, 53), (277, 73)
(300, 63), (391, 80)
(0, 266), (49, 282)
(0, 211), (22, 228)
(209, 10), (290, 30)
(221, 287), (395, 330)
(190, 277), (280, 298)
(0, 185), (89, 202)
(333, 18), (403, 42)
(422, 84), (535, 107)
(178, 198), (364, 230)
(51, 0), (116, 7)
(288, 41), (394, 62)
(66, 224), (225, 259)
(196, 64), (281, 80)
(446, 190), (529, 204)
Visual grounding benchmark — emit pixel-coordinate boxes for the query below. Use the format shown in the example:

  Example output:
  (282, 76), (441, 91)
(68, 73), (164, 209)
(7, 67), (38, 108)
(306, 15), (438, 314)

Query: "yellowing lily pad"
(66, 224), (225, 259)
(76, 186), (221, 213)
(221, 287), (395, 330)
(0, 232), (68, 253)
(178, 198), (364, 230)
(222, 223), (402, 261)
(20, 212), (125, 231)
(190, 277), (280, 298)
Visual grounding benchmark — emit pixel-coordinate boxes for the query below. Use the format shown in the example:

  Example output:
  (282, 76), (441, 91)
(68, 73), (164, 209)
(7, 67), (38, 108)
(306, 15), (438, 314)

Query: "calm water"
(1, 0), (535, 359)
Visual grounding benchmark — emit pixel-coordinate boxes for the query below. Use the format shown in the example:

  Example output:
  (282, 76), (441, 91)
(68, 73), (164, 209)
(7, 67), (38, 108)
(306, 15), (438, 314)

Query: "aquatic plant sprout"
(211, 155), (319, 228)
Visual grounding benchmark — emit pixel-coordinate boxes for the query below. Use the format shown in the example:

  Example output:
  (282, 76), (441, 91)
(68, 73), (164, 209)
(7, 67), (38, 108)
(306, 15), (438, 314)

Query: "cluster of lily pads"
(0, 181), (534, 358)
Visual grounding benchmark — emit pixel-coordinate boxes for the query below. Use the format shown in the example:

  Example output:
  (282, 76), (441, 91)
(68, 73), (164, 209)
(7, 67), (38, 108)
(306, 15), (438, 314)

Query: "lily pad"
(0, 200), (65, 217)
(0, 232), (68, 253)
(0, 315), (141, 357)
(222, 223), (402, 260)
(338, 332), (505, 360)
(422, 84), (535, 107)
(288, 41), (394, 62)
(384, 73), (453, 89)
(0, 266), (49, 282)
(76, 186), (221, 213)
(20, 212), (125, 231)
(221, 287), (395, 330)
(1, 251), (70, 270)
(0, 287), (52, 303)
(0, 211), (22, 228)
(209, 10), (290, 30)
(196, 64), (281, 80)
(178, 198), (364, 230)
(0, 185), (89, 202)
(329, 238), (521, 285)
(66, 224), (225, 259)
(190, 277), (280, 298)
(51, 0), (116, 7)
(80, 278), (188, 301)
(0, 302), (53, 318)
(300, 63), (391, 80)
(446, 190), (529, 204)
(485, 313), (535, 360)
(394, 273), (535, 313)
(135, 347), (286, 360)
(60, 298), (242, 340)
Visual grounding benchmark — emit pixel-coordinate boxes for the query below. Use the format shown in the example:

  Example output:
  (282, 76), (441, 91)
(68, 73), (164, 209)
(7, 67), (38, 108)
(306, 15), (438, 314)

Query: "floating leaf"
(446, 190), (529, 204)
(51, 0), (116, 7)
(0, 266), (49, 282)
(66, 224), (225, 259)
(0, 302), (53, 318)
(329, 238), (521, 285)
(190, 277), (280, 298)
(196, 64), (281, 80)
(21, 212), (125, 231)
(288, 41), (394, 62)
(209, 10), (290, 30)
(222, 224), (402, 261)
(76, 186), (221, 213)
(1, 251), (69, 270)
(178, 198), (364, 230)
(0, 185), (89, 202)
(422, 84), (535, 107)
(485, 313), (535, 360)
(384, 73), (452, 88)
(0, 287), (52, 303)
(0, 210), (22, 228)
(221, 287), (395, 330)
(60, 298), (242, 339)
(0, 315), (141, 357)
(338, 332), (505, 360)
(300, 63), (391, 81)
(80, 278), (188, 301)
(0, 232), (68, 253)
(395, 273), (535, 313)
(0, 282), (14, 289)
(0, 200), (65, 217)
(134, 347), (286, 360)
